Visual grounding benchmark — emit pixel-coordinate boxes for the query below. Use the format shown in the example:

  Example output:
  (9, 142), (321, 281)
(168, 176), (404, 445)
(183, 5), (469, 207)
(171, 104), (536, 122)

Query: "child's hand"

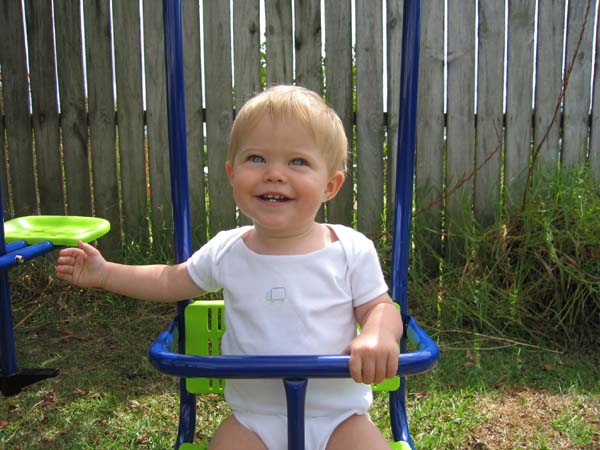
(347, 329), (400, 385)
(56, 241), (108, 289)
(346, 296), (403, 384)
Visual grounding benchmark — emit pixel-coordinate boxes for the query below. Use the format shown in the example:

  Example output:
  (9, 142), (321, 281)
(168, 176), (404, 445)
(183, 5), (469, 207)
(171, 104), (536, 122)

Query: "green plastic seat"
(185, 300), (226, 394)
(3, 215), (111, 246)
(179, 444), (206, 450)
(183, 300), (410, 449)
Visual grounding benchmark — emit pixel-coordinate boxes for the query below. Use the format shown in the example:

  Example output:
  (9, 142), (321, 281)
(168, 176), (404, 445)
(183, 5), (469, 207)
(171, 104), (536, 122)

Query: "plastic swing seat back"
(3, 216), (111, 246)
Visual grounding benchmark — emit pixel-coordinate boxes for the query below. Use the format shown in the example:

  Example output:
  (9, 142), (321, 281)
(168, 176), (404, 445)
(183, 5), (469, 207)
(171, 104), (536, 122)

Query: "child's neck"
(244, 222), (335, 255)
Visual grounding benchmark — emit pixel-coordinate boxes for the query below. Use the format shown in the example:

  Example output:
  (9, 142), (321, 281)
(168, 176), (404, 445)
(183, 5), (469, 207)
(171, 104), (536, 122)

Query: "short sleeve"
(333, 226), (389, 307)
(185, 227), (251, 292)
(186, 239), (222, 292)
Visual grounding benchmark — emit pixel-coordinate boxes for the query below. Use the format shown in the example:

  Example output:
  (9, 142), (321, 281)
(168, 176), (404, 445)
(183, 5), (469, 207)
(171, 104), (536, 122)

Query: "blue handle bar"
(149, 315), (439, 380)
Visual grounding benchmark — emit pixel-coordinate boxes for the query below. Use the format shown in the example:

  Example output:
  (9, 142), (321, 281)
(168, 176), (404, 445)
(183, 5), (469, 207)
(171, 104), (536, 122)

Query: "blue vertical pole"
(284, 378), (308, 450)
(0, 184), (18, 377)
(162, 1), (195, 447)
(390, 0), (421, 447)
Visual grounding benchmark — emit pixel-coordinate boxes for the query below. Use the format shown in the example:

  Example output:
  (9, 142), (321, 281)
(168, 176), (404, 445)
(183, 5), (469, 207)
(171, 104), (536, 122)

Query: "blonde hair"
(228, 85), (348, 174)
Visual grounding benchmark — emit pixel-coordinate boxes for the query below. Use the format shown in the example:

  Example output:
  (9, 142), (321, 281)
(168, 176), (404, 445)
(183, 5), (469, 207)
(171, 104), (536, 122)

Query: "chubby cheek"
(230, 181), (250, 208)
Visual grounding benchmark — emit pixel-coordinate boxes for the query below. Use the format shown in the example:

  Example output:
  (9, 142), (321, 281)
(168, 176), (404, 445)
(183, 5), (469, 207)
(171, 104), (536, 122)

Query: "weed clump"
(409, 165), (600, 346)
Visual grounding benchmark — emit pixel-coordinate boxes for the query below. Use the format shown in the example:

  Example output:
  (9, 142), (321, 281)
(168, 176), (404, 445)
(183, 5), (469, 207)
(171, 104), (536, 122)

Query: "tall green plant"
(411, 165), (600, 345)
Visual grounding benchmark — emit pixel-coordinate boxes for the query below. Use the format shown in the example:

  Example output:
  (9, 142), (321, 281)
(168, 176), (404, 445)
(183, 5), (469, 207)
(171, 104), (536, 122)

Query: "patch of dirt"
(468, 387), (600, 449)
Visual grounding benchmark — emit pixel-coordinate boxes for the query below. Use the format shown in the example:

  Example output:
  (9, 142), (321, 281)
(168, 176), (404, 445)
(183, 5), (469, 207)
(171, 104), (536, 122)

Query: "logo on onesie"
(266, 287), (286, 303)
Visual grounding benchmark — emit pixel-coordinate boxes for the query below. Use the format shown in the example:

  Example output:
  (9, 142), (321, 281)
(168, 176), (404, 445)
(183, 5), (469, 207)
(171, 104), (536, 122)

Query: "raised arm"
(56, 241), (203, 302)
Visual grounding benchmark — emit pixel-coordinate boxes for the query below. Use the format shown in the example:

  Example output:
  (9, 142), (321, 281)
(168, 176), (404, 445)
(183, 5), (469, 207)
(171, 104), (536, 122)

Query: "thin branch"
(414, 125), (503, 218)
(413, 0), (594, 218)
(521, 0), (593, 209)
(435, 329), (564, 354)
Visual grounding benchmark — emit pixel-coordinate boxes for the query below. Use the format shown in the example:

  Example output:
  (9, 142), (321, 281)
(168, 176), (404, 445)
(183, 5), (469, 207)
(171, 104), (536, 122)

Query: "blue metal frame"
(0, 184), (59, 397)
(158, 1), (435, 449)
(150, 317), (439, 380)
(162, 0), (196, 445)
(390, 1), (422, 445)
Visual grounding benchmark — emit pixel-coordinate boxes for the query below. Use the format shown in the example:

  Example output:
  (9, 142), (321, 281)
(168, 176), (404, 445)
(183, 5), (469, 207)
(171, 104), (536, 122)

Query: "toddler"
(56, 85), (403, 450)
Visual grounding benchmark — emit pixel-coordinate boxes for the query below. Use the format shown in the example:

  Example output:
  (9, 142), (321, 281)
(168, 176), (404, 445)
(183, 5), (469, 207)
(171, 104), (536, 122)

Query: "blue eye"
(248, 154), (265, 163)
(290, 158), (307, 166)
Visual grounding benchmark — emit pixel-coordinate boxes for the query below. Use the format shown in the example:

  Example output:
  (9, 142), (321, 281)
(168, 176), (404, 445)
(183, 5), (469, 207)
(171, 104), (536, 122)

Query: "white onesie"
(186, 224), (389, 449)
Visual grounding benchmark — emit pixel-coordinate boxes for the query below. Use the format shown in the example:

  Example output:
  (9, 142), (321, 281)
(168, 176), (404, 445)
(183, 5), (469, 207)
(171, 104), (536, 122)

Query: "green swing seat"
(4, 215), (111, 246)
(181, 300), (411, 450)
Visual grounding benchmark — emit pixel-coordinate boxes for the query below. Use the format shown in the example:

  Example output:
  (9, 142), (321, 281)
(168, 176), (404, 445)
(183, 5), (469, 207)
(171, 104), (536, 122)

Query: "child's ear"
(225, 161), (234, 185)
(323, 171), (345, 202)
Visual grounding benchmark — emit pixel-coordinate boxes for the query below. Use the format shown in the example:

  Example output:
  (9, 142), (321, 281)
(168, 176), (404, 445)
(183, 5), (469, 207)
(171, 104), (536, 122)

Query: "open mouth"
(259, 194), (289, 203)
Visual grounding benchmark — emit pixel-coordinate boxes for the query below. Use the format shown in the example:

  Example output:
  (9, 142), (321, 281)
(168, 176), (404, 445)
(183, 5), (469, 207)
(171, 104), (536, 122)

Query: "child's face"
(225, 116), (344, 236)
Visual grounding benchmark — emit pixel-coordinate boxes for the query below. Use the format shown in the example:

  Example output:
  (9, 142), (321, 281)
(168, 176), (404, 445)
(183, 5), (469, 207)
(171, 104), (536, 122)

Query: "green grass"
(1, 265), (598, 449)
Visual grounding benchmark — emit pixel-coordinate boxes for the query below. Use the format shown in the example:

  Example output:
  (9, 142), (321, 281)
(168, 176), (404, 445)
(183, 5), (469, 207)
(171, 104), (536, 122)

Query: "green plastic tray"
(4, 215), (111, 246)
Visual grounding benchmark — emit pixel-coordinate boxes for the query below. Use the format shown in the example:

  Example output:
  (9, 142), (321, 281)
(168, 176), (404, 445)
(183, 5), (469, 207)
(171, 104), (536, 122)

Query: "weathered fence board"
(505, 0), (535, 208)
(415, 0), (444, 274)
(534, 0), (564, 169)
(203, 0), (236, 235)
(233, 0), (262, 112)
(232, 0), (261, 228)
(83, 0), (121, 257)
(446, 0), (476, 261)
(143, 0), (173, 241)
(264, 0), (293, 85)
(54, 0), (92, 217)
(1, 1), (36, 217)
(1, 1), (599, 259)
(591, 26), (600, 180)
(562, 0), (595, 167)
(113, 1), (148, 243)
(294, 0), (323, 223)
(0, 77), (7, 215)
(294, 0), (322, 94)
(386, 0), (404, 226)
(181, 0), (207, 246)
(475, 0), (505, 226)
(26, 0), (63, 215)
(324, 0), (354, 226)
(356, 0), (385, 236)
(293, 0), (323, 224)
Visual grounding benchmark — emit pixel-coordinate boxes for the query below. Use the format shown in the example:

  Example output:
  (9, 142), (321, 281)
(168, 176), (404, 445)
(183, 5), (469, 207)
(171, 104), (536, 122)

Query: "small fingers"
(55, 266), (73, 283)
(348, 354), (363, 384)
(374, 356), (389, 384)
(58, 247), (79, 258)
(350, 353), (383, 385)
(57, 254), (75, 265)
(364, 356), (388, 385)
(387, 352), (399, 380)
(349, 348), (399, 385)
(78, 240), (100, 256)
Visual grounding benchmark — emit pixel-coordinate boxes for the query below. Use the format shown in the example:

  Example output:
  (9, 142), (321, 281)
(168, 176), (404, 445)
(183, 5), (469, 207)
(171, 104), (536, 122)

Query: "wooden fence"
(1, 0), (599, 263)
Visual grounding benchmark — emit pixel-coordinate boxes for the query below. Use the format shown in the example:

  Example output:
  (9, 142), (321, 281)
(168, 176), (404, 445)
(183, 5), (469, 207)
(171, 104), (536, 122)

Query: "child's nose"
(263, 164), (286, 182)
